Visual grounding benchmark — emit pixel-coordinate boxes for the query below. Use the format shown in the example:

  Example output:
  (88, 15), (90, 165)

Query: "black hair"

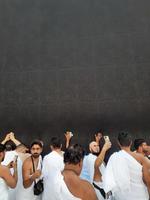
(134, 138), (146, 150)
(4, 140), (16, 151)
(118, 132), (132, 147)
(95, 129), (103, 136)
(64, 128), (72, 133)
(50, 137), (62, 148)
(64, 144), (85, 165)
(30, 140), (43, 149)
(0, 144), (5, 153)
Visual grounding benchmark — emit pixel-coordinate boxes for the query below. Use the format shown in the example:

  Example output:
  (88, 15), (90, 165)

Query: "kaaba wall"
(0, 0), (150, 152)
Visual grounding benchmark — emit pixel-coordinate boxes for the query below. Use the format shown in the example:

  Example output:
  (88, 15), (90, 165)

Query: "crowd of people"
(0, 130), (150, 200)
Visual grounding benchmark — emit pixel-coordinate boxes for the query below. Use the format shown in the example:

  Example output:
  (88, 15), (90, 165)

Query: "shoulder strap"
(31, 156), (35, 172)
(93, 182), (106, 199)
(31, 156), (36, 185)
(39, 156), (43, 169)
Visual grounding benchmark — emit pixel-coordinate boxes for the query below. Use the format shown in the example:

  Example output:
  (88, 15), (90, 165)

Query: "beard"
(91, 152), (99, 156)
(32, 153), (40, 158)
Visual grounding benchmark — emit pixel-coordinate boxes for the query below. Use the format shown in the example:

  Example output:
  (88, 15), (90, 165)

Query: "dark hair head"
(0, 144), (5, 153)
(95, 129), (103, 136)
(64, 144), (85, 165)
(50, 137), (62, 148)
(64, 128), (72, 133)
(134, 138), (146, 150)
(30, 140), (43, 149)
(118, 132), (132, 147)
(5, 144), (13, 151)
(4, 140), (16, 151)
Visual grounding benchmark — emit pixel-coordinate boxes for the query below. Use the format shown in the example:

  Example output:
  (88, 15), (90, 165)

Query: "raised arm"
(64, 131), (73, 149)
(1, 161), (18, 188)
(1, 133), (10, 145)
(9, 132), (21, 146)
(94, 141), (111, 182)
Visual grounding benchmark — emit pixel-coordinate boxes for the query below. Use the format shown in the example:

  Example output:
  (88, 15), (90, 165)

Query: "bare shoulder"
(131, 152), (143, 163)
(23, 156), (32, 168)
(80, 179), (98, 200)
(19, 152), (31, 162)
(80, 179), (95, 191)
(141, 155), (150, 166)
(132, 152), (150, 166)
(63, 171), (97, 200)
(70, 177), (97, 200)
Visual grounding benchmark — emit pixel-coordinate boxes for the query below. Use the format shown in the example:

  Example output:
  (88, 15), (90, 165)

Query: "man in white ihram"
(22, 140), (43, 200)
(54, 144), (98, 200)
(42, 137), (64, 200)
(103, 132), (150, 200)
(0, 144), (18, 200)
(1, 134), (30, 200)
(80, 139), (111, 200)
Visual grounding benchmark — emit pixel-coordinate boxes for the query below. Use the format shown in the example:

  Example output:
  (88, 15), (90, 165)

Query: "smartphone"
(104, 136), (110, 142)
(69, 132), (73, 137)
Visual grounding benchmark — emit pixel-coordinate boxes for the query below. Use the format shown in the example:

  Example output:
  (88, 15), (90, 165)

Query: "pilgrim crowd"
(0, 130), (150, 200)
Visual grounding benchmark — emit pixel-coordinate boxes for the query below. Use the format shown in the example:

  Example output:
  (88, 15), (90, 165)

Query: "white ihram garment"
(84, 153), (106, 200)
(103, 150), (149, 200)
(52, 173), (81, 200)
(15, 155), (33, 200)
(11, 156), (23, 200)
(2, 151), (18, 166)
(0, 177), (9, 200)
(1, 151), (18, 200)
(42, 151), (64, 200)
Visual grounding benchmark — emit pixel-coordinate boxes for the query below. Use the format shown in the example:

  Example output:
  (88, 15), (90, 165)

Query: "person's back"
(126, 151), (149, 199)
(42, 150), (64, 180)
(53, 144), (98, 200)
(103, 132), (150, 200)
(42, 151), (64, 200)
(107, 150), (149, 200)
(42, 137), (64, 200)
(61, 169), (98, 200)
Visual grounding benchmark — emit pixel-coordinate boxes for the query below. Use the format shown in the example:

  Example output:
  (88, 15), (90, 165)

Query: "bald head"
(89, 141), (100, 153)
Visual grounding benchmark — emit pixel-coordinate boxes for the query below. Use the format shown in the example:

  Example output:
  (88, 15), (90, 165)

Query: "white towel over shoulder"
(103, 150), (149, 200)
(53, 173), (81, 200)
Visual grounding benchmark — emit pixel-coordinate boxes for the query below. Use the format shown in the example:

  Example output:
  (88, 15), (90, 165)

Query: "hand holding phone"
(65, 131), (73, 139)
(69, 132), (73, 137)
(103, 136), (111, 151)
(104, 136), (110, 142)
